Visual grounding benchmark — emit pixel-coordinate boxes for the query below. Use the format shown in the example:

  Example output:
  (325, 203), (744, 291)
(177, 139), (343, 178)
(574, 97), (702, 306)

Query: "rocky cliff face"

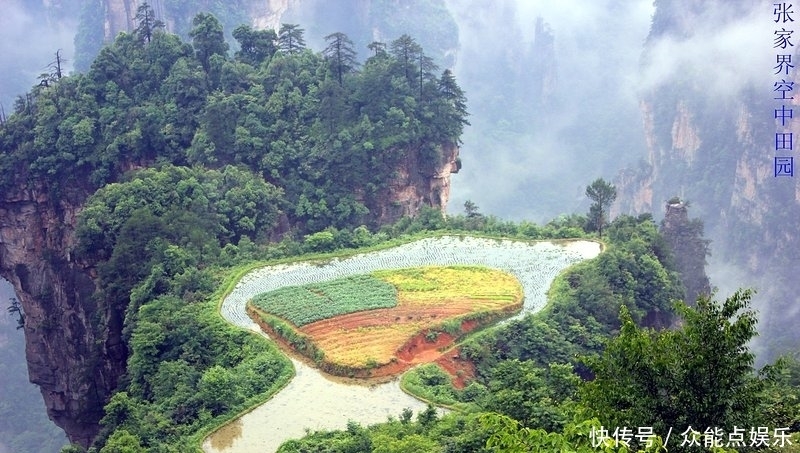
(616, 0), (800, 359)
(99, 0), (297, 39)
(659, 199), (711, 306)
(371, 142), (460, 224)
(102, 0), (137, 41)
(0, 183), (126, 447)
(248, 0), (296, 30)
(617, 0), (800, 271)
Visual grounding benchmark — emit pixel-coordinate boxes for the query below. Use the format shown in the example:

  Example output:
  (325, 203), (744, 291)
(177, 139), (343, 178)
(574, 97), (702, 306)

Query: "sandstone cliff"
(0, 183), (125, 447)
(617, 0), (800, 271)
(99, 0), (297, 39)
(616, 0), (800, 358)
(371, 142), (460, 224)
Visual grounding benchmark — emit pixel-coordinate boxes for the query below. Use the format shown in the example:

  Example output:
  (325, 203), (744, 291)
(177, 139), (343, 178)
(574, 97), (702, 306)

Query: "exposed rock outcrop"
(248, 0), (297, 30)
(99, 0), (297, 40)
(616, 0), (800, 359)
(370, 142), (460, 224)
(0, 184), (126, 448)
(102, 0), (138, 40)
(659, 199), (711, 306)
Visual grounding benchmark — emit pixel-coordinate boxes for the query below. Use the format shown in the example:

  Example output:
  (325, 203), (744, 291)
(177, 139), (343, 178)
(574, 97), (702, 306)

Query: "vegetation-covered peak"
(0, 8), (468, 235)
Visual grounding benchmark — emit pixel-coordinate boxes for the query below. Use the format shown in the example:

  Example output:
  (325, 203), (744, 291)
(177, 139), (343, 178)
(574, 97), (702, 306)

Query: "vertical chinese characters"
(773, 3), (795, 176)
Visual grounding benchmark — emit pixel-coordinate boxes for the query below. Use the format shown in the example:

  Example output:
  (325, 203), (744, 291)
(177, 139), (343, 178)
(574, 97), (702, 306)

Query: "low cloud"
(637, 3), (773, 97)
(0, 0), (76, 107)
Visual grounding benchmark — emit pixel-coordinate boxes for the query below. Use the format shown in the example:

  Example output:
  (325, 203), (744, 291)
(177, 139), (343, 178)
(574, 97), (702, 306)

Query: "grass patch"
(374, 266), (523, 305)
(400, 363), (479, 412)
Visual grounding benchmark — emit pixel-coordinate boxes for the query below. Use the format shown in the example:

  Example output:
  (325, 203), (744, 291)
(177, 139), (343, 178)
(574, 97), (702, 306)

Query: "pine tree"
(585, 178), (616, 237)
(438, 69), (469, 139)
(323, 32), (358, 85)
(390, 34), (422, 83)
(134, 2), (165, 44)
(278, 24), (306, 55)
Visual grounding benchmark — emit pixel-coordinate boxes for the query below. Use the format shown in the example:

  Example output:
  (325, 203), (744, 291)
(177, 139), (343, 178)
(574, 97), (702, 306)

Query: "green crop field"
(251, 274), (398, 326)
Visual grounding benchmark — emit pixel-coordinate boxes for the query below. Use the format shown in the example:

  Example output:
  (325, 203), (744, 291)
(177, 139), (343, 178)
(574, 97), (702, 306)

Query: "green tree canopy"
(581, 289), (765, 447)
(189, 13), (229, 71)
(585, 178), (617, 237)
(277, 24), (306, 55)
(232, 25), (277, 66)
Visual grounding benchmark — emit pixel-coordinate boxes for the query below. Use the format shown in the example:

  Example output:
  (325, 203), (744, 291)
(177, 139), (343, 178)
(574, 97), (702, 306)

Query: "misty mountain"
(615, 0), (799, 363)
(0, 0), (80, 110)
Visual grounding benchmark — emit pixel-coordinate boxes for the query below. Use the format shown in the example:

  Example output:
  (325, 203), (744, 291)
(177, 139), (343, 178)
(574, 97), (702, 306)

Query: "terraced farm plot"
(249, 266), (523, 372)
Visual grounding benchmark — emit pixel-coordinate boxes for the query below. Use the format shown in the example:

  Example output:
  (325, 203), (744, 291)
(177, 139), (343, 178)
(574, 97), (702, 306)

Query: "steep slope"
(0, 279), (68, 452)
(0, 183), (126, 446)
(616, 0), (800, 358)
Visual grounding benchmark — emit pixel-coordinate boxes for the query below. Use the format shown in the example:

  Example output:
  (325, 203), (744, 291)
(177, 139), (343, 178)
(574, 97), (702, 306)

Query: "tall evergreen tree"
(438, 69), (469, 140)
(323, 32), (357, 86)
(390, 34), (422, 84)
(585, 178), (616, 237)
(417, 52), (438, 98)
(278, 24), (306, 55)
(134, 2), (164, 44)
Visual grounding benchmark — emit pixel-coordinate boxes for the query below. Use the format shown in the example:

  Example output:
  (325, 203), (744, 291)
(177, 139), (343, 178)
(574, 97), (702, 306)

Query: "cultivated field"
(251, 274), (397, 326)
(249, 265), (523, 372)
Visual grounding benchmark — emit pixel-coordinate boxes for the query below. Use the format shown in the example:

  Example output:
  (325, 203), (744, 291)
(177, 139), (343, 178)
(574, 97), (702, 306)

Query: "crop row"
(251, 274), (397, 326)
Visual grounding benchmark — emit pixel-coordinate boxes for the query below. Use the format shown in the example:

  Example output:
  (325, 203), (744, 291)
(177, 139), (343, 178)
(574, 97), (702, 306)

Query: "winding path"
(204, 236), (601, 453)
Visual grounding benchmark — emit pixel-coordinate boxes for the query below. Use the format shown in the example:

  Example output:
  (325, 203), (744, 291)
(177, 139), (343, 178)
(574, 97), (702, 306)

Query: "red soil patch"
(300, 304), (474, 336)
(434, 347), (477, 389)
(395, 318), (479, 364)
(396, 330), (456, 362)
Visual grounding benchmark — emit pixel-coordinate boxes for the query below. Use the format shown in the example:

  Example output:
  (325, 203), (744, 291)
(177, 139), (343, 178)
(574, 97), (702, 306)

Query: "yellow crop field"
(374, 266), (523, 305)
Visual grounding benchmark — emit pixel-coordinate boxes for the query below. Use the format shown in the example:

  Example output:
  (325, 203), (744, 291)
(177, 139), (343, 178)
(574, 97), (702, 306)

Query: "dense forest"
(0, 3), (467, 232)
(1, 3), (799, 453)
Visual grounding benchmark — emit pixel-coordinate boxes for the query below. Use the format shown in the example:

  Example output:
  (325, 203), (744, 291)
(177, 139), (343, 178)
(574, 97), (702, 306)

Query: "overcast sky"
(0, 0), (76, 109)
